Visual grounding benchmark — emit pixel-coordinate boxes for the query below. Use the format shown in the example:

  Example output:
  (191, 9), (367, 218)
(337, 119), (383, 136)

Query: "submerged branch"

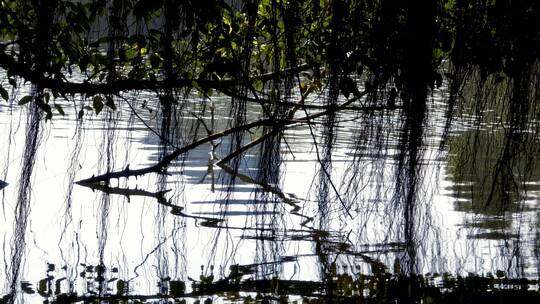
(77, 86), (383, 184)
(78, 182), (171, 203)
(75, 118), (280, 183)
(215, 124), (299, 166)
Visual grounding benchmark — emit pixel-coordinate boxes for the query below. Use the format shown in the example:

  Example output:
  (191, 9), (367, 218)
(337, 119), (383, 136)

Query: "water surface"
(1, 76), (539, 302)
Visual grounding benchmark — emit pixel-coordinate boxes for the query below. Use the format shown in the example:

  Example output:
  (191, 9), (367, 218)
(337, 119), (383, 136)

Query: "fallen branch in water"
(76, 86), (391, 184)
(76, 118), (280, 183)
(76, 182), (171, 203)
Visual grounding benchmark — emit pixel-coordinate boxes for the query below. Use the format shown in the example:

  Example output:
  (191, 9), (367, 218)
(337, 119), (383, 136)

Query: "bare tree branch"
(0, 48), (310, 96)
(76, 84), (383, 184)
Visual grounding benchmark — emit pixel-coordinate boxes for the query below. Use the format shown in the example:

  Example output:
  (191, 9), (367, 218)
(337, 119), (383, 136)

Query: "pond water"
(1, 74), (540, 303)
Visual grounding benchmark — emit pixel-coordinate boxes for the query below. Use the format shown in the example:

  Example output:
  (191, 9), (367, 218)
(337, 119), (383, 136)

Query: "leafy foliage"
(0, 0), (535, 117)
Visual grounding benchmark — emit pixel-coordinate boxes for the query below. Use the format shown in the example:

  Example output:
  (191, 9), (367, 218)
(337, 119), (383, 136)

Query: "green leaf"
(0, 86), (8, 101)
(254, 79), (263, 91)
(38, 279), (48, 295)
(54, 104), (65, 116)
(117, 279), (125, 295)
(18, 95), (33, 105)
(105, 96), (117, 110)
(37, 101), (52, 119)
(20, 281), (35, 294)
(93, 95), (104, 115)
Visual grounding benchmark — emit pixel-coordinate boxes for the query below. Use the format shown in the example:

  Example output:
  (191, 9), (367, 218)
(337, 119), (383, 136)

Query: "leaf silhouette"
(18, 95), (33, 105)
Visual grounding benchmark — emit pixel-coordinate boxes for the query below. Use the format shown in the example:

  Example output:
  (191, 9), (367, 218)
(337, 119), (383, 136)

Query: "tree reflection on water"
(1, 1), (539, 303)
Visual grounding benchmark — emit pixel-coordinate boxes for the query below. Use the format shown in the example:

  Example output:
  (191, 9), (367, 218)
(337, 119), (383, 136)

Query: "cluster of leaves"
(0, 0), (538, 118)
(451, 1), (540, 78)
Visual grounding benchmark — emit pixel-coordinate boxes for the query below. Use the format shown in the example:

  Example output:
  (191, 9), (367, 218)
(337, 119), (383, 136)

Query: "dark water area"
(1, 67), (540, 303)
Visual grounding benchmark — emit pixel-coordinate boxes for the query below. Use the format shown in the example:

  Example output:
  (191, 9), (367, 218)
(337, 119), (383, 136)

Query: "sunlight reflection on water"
(1, 74), (539, 302)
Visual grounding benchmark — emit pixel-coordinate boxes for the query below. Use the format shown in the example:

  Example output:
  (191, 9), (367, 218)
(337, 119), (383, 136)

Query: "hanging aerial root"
(76, 86), (383, 185)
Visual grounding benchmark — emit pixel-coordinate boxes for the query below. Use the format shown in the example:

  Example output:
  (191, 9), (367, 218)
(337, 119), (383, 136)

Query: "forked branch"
(77, 85), (393, 184)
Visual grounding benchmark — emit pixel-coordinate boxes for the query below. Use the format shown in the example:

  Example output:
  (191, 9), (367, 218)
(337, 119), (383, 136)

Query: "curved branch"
(76, 85), (381, 184)
(0, 49), (310, 96)
(75, 118), (283, 184)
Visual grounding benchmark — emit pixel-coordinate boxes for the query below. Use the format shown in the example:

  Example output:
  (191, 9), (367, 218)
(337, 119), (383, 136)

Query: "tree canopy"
(0, 0), (535, 109)
(0, 0), (539, 191)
